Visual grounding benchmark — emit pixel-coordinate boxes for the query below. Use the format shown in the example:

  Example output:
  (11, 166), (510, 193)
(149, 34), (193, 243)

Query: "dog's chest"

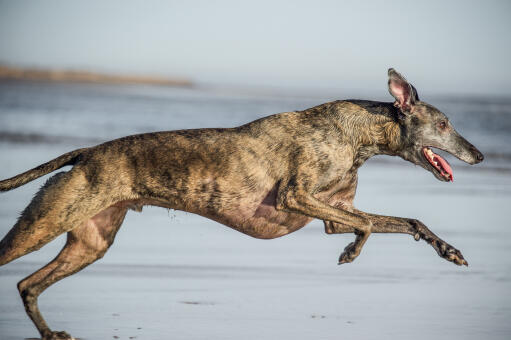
(315, 170), (357, 201)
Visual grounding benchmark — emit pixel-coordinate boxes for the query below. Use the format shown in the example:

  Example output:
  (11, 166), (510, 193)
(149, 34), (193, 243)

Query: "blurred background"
(0, 1), (510, 340)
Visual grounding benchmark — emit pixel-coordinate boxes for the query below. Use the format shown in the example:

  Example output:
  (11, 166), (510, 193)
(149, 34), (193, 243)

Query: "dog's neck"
(365, 113), (403, 155)
(338, 100), (402, 152)
(301, 100), (404, 170)
(351, 118), (403, 170)
(333, 100), (403, 161)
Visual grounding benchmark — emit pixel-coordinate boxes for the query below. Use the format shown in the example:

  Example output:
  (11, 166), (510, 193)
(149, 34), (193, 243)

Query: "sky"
(0, 0), (510, 96)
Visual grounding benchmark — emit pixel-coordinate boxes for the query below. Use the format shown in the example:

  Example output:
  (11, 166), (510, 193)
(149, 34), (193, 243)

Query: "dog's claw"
(338, 256), (352, 265)
(413, 232), (420, 241)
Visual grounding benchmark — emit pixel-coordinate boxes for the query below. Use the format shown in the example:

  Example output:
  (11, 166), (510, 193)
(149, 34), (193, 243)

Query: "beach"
(0, 81), (510, 340)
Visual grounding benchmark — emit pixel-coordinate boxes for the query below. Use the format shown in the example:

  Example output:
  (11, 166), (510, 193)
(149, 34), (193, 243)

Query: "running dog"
(0, 68), (484, 339)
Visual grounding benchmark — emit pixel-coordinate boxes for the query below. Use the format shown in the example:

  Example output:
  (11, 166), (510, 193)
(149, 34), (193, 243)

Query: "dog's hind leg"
(17, 204), (128, 340)
(0, 169), (120, 266)
(0, 172), (77, 266)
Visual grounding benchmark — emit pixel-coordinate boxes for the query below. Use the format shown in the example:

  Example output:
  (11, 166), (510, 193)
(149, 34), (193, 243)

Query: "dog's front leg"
(362, 211), (468, 266)
(327, 211), (468, 266)
(276, 187), (372, 264)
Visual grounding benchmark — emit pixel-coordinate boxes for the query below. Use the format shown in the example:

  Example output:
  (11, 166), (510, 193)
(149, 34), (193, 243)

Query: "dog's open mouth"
(422, 147), (453, 182)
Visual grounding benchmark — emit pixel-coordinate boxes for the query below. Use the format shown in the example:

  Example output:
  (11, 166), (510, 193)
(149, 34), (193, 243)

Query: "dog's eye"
(438, 121), (447, 130)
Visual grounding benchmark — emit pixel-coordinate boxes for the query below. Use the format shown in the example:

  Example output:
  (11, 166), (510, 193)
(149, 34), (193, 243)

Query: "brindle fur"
(0, 69), (483, 340)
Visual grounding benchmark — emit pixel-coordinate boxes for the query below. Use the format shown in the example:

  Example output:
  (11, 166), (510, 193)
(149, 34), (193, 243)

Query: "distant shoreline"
(0, 65), (193, 87)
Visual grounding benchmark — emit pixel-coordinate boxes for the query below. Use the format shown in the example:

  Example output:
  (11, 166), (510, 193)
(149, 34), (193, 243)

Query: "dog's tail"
(0, 148), (87, 192)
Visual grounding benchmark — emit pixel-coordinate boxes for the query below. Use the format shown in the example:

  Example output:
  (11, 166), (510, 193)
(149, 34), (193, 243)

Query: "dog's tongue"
(434, 153), (453, 181)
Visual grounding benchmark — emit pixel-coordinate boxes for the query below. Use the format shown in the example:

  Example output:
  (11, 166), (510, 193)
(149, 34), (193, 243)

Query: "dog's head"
(388, 68), (484, 182)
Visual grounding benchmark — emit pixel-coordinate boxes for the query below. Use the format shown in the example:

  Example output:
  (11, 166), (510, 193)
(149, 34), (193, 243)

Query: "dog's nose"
(471, 146), (484, 163)
(476, 151), (484, 163)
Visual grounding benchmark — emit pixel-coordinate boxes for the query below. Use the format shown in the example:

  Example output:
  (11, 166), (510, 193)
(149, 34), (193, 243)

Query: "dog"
(0, 68), (484, 339)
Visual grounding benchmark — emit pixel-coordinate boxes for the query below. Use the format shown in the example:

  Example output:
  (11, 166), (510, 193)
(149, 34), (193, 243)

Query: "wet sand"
(0, 144), (510, 340)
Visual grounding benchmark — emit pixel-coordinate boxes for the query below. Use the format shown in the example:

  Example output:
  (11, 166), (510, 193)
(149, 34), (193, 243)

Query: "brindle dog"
(0, 68), (483, 340)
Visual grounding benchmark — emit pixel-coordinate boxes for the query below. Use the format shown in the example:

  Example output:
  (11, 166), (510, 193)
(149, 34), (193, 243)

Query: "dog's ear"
(388, 68), (419, 112)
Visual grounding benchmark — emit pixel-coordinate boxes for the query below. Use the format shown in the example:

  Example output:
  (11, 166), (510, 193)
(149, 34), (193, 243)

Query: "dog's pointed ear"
(388, 68), (419, 112)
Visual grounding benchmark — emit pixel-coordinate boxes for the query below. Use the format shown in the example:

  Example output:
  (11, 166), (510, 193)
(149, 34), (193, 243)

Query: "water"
(0, 81), (510, 340)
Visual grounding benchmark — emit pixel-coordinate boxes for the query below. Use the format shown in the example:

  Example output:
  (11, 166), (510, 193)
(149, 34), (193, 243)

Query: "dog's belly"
(217, 182), (314, 239)
(211, 203), (314, 239)
(181, 187), (313, 239)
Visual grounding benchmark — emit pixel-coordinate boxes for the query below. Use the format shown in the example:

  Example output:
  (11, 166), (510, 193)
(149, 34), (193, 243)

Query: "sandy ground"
(0, 142), (510, 340)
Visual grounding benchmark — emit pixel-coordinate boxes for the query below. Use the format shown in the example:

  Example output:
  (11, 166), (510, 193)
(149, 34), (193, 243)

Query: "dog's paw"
(432, 239), (468, 266)
(407, 219), (468, 266)
(338, 242), (359, 264)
